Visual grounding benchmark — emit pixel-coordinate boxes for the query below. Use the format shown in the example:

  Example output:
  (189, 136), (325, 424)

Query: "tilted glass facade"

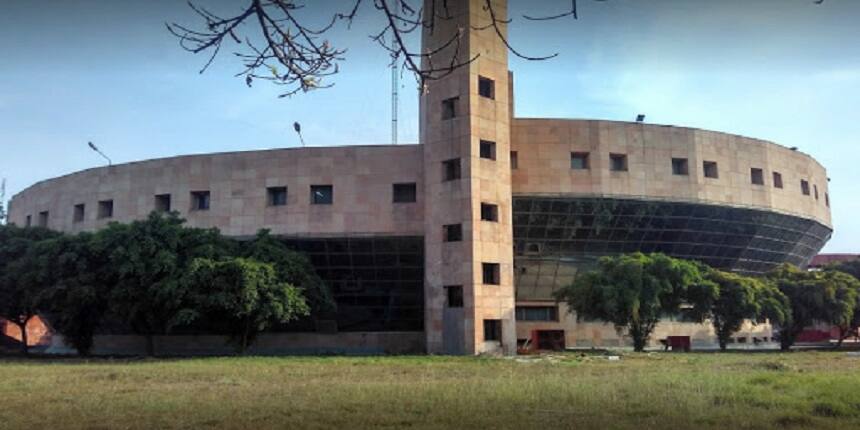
(513, 196), (831, 301)
(284, 236), (424, 332)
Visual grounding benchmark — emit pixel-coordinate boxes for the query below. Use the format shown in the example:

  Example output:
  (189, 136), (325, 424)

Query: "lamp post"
(88, 141), (112, 166)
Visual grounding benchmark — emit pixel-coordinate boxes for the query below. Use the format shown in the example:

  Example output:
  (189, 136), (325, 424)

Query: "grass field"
(1, 351), (859, 429)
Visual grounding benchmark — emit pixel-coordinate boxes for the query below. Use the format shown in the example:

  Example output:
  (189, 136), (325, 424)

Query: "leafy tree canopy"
(186, 257), (310, 353)
(555, 253), (712, 351)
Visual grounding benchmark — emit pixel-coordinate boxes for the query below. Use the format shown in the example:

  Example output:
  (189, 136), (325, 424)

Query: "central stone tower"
(420, 0), (516, 355)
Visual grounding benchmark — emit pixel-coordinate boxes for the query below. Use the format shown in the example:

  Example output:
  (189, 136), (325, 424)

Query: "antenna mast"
(391, 53), (399, 145)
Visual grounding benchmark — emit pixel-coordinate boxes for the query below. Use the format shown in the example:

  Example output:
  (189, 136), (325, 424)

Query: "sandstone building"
(7, 0), (831, 355)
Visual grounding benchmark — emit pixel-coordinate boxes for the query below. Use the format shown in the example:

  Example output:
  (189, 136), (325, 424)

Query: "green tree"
(241, 230), (335, 317)
(0, 225), (59, 354)
(693, 269), (789, 351)
(555, 253), (710, 352)
(101, 212), (230, 356)
(829, 260), (860, 346)
(768, 264), (859, 350)
(186, 257), (310, 354)
(37, 233), (112, 356)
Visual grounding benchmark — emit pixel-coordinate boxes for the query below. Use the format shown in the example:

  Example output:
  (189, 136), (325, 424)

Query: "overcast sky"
(1, 0), (858, 252)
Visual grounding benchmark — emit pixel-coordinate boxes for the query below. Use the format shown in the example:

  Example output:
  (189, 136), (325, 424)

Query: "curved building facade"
(7, 0), (832, 354)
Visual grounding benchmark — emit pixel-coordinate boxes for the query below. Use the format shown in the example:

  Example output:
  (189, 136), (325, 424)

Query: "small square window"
(38, 211), (49, 228)
(610, 153), (628, 172)
(672, 158), (689, 176)
(191, 191), (210, 211)
(703, 161), (719, 179)
(482, 262), (500, 285)
(814, 184), (819, 200)
(483, 319), (502, 341)
(267, 186), (288, 206)
(751, 168), (764, 185)
(25, 215), (32, 227)
(479, 140), (496, 160)
(773, 172), (783, 189)
(155, 194), (172, 212)
(98, 200), (114, 219)
(444, 224), (462, 242)
(478, 76), (495, 99)
(442, 97), (458, 120)
(73, 204), (85, 223)
(446, 286), (464, 308)
(311, 185), (333, 205)
(571, 152), (589, 170)
(442, 158), (461, 181)
(510, 151), (518, 169)
(801, 180), (810, 196)
(392, 183), (417, 203)
(481, 203), (499, 222)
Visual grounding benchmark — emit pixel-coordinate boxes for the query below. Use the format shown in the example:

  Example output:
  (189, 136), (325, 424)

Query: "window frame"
(773, 172), (783, 189)
(442, 158), (461, 181)
(478, 76), (495, 99)
(443, 223), (463, 242)
(310, 185), (334, 205)
(671, 158), (689, 176)
(703, 161), (719, 179)
(570, 152), (590, 170)
(483, 319), (502, 342)
(482, 262), (500, 285)
(480, 203), (499, 222)
(445, 285), (464, 308)
(190, 191), (211, 211)
(750, 168), (765, 186)
(155, 194), (172, 212)
(479, 140), (496, 160)
(267, 186), (288, 207)
(441, 97), (458, 120)
(73, 203), (85, 223)
(392, 183), (417, 203)
(97, 199), (114, 219)
(609, 153), (628, 172)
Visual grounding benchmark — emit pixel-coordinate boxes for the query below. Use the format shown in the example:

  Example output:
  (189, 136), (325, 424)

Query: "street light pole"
(88, 141), (112, 166)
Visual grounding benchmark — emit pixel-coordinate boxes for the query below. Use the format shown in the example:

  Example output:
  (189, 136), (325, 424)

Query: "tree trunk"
(719, 339), (727, 351)
(17, 320), (30, 356)
(145, 334), (155, 357)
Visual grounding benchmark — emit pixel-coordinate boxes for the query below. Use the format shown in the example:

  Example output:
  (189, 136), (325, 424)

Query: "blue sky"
(1, 0), (858, 252)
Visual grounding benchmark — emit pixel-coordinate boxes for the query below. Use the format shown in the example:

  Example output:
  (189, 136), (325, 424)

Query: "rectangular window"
(610, 153), (628, 172)
(444, 224), (462, 242)
(570, 152), (589, 170)
(751, 168), (764, 185)
(441, 97), (458, 120)
(267, 186), (288, 206)
(703, 161), (719, 179)
(483, 319), (502, 342)
(98, 200), (114, 219)
(482, 262), (500, 285)
(25, 215), (32, 227)
(826, 193), (830, 207)
(671, 158), (689, 176)
(515, 306), (559, 322)
(311, 185), (333, 205)
(73, 204), (85, 223)
(801, 180), (810, 196)
(814, 184), (819, 200)
(38, 211), (48, 228)
(773, 172), (783, 189)
(191, 191), (210, 211)
(392, 183), (417, 203)
(446, 286), (464, 308)
(479, 140), (496, 160)
(442, 158), (461, 181)
(478, 76), (495, 99)
(481, 203), (499, 222)
(155, 194), (172, 212)
(510, 151), (518, 169)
